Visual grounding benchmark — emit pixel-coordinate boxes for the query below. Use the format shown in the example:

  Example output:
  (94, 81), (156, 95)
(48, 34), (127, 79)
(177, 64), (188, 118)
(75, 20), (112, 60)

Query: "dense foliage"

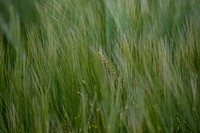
(0, 0), (200, 132)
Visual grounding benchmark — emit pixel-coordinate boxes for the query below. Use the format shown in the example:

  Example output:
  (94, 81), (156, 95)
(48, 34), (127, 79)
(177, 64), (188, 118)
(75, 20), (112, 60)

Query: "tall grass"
(1, 0), (200, 132)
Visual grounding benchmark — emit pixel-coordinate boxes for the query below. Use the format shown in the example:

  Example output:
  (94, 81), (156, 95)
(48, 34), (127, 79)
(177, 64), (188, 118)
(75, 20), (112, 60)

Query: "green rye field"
(0, 0), (200, 132)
